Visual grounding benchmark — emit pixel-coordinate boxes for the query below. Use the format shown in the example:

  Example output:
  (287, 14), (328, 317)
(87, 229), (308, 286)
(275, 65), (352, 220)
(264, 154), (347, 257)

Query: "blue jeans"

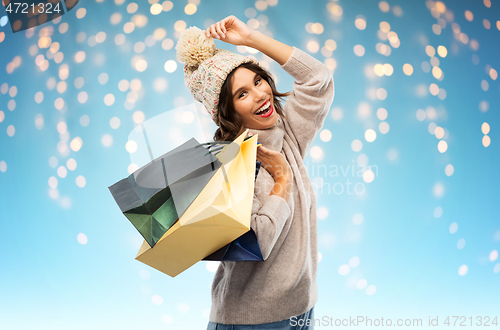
(207, 307), (315, 330)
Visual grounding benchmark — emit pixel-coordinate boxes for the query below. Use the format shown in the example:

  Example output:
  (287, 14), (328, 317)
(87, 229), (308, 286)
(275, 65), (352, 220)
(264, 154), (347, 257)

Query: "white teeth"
(256, 102), (270, 114)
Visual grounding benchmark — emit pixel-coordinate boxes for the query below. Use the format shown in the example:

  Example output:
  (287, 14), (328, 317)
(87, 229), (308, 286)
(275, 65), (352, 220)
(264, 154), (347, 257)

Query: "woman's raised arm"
(205, 15), (293, 66)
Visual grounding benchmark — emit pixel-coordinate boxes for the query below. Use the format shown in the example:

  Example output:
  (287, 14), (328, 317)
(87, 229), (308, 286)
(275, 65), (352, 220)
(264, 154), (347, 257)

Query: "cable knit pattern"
(209, 47), (335, 325)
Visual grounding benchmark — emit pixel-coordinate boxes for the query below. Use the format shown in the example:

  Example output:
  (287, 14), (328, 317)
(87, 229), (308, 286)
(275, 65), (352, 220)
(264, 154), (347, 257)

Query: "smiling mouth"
(255, 100), (273, 117)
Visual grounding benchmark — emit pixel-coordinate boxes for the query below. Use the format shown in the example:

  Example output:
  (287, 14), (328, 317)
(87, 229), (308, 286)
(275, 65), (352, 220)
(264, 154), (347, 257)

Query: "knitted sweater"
(209, 47), (335, 325)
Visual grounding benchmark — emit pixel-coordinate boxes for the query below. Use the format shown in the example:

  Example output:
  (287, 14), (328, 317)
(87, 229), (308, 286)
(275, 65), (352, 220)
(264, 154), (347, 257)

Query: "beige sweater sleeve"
(280, 47), (335, 159)
(250, 194), (291, 260)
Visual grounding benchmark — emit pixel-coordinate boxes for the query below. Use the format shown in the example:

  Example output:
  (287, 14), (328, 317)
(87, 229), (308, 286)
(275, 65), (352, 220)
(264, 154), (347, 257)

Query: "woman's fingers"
(215, 21), (225, 39)
(209, 24), (219, 39)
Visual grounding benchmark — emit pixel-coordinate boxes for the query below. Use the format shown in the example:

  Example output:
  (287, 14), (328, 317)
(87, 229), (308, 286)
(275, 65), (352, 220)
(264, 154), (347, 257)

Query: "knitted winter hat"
(176, 26), (258, 123)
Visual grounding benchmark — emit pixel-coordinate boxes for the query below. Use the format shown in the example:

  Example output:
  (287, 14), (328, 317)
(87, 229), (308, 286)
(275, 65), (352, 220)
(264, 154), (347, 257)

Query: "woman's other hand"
(205, 15), (253, 46)
(257, 145), (292, 201)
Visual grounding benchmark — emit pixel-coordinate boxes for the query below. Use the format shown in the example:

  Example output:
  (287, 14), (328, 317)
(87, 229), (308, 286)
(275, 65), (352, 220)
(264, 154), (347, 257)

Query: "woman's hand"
(257, 145), (293, 201)
(205, 15), (253, 46)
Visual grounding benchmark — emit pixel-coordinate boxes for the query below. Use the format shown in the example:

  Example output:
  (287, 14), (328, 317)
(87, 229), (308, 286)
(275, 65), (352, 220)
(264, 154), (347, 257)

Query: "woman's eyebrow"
(233, 73), (259, 98)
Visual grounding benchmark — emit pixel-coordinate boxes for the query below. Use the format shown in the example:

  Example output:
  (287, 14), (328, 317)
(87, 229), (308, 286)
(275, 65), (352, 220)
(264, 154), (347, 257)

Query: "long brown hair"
(213, 62), (289, 142)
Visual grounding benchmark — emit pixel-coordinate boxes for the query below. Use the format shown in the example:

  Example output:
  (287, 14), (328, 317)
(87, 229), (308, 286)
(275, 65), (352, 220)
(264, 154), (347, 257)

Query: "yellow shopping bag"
(135, 129), (258, 277)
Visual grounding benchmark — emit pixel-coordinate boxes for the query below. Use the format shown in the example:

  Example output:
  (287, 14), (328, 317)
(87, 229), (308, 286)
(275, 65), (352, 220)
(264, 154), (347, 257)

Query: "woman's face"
(230, 67), (277, 130)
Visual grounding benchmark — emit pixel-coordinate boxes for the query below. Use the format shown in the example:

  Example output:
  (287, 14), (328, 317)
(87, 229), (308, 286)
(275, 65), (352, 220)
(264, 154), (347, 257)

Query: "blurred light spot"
(7, 125), (15, 137)
(457, 238), (466, 249)
(494, 264), (500, 274)
(479, 101), (489, 112)
(126, 140), (138, 153)
(7, 100), (16, 111)
(80, 115), (90, 127)
(152, 295), (164, 305)
(379, 21), (390, 33)
(365, 129), (376, 142)
(139, 269), (150, 280)
(434, 126), (444, 139)
(57, 166), (67, 178)
(57, 121), (67, 134)
(134, 41), (145, 53)
(464, 10), (473, 21)
(490, 250), (498, 262)
(150, 3), (163, 15)
(338, 264), (350, 275)
(376, 88), (387, 100)
(110, 117), (121, 129)
(76, 175), (86, 188)
(104, 94), (115, 106)
(353, 45), (365, 56)
(70, 137), (83, 152)
(363, 170), (375, 183)
(182, 111), (194, 124)
(56, 81), (67, 93)
(178, 303), (190, 313)
(377, 108), (388, 120)
(319, 129), (332, 142)
(174, 20), (187, 32)
(206, 261), (219, 272)
(76, 7), (86, 19)
(379, 122), (390, 134)
(309, 146), (323, 160)
(317, 206), (328, 220)
(482, 135), (491, 147)
(49, 156), (58, 168)
(48, 176), (58, 188)
(429, 83), (439, 95)
(437, 140), (448, 153)
(378, 1), (389, 12)
(353, 213), (364, 225)
(128, 163), (139, 174)
(133, 111), (145, 124)
(307, 40), (320, 53)
(331, 107), (342, 122)
(119, 80), (130, 92)
(135, 59), (148, 72)
(164, 60), (177, 73)
(162, 1), (173, 12)
(102, 134), (113, 147)
(75, 51), (86, 63)
(351, 139), (362, 152)
(421, 61), (431, 73)
(355, 17), (366, 30)
(374, 64), (384, 76)
(77, 233), (88, 244)
(449, 222), (458, 234)
(481, 80), (489, 91)
(481, 122), (490, 134)
(356, 279), (367, 289)
(78, 92), (88, 104)
(115, 34), (126, 45)
(432, 24), (442, 35)
(124, 22), (135, 34)
(35, 114), (44, 129)
(153, 78), (168, 92)
(366, 285), (376, 295)
(161, 38), (174, 50)
(48, 188), (59, 199)
(433, 182), (445, 198)
(349, 257), (360, 267)
(98, 73), (109, 85)
(433, 206), (443, 218)
(66, 159), (77, 171)
(437, 45), (447, 57)
(127, 2), (138, 13)
(161, 315), (173, 324)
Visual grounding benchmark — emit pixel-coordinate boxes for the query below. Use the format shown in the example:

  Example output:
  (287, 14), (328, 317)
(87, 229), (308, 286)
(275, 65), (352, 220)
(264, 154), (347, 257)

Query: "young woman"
(176, 15), (334, 329)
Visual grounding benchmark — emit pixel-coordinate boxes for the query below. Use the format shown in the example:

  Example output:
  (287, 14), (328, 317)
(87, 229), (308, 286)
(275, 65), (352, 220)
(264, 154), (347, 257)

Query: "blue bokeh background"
(1, 0), (499, 329)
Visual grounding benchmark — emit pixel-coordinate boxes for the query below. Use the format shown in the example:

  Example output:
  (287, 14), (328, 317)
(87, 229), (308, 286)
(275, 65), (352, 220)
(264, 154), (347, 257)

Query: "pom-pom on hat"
(176, 26), (258, 123)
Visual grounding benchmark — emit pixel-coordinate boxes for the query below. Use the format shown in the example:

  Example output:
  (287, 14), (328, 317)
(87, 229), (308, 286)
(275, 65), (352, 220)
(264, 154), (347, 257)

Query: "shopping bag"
(135, 130), (258, 277)
(202, 160), (263, 262)
(108, 138), (222, 248)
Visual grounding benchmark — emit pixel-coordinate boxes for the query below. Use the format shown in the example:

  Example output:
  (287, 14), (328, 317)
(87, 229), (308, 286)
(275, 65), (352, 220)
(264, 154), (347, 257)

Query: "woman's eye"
(238, 91), (246, 98)
(255, 78), (261, 85)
